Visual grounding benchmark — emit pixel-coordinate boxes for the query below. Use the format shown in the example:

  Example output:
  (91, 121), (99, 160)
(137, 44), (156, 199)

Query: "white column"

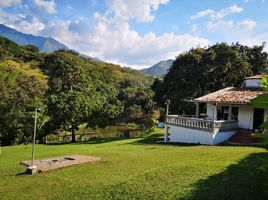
(195, 103), (200, 118)
(228, 106), (232, 120)
(164, 125), (169, 143)
(213, 106), (217, 121)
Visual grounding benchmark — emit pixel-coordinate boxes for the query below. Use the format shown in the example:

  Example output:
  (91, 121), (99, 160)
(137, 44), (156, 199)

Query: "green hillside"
(0, 36), (156, 146)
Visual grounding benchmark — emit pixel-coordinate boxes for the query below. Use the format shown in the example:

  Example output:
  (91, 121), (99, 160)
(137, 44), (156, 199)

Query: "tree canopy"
(0, 37), (156, 145)
(153, 43), (268, 114)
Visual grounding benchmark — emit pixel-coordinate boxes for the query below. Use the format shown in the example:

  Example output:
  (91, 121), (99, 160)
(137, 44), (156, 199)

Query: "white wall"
(245, 79), (261, 88)
(212, 131), (236, 145)
(169, 125), (236, 145)
(170, 126), (213, 145)
(238, 105), (253, 129)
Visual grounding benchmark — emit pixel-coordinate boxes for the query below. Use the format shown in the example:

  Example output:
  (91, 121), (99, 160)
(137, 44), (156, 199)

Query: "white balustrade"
(166, 115), (238, 133)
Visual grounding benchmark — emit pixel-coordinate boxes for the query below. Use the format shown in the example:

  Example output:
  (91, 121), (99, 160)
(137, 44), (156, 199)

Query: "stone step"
(228, 130), (260, 144)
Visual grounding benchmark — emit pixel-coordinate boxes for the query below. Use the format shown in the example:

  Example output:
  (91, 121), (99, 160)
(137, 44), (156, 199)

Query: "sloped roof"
(245, 74), (268, 80)
(193, 87), (264, 104)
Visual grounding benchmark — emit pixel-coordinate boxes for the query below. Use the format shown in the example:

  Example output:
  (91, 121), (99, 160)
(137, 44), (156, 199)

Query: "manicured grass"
(1, 130), (268, 200)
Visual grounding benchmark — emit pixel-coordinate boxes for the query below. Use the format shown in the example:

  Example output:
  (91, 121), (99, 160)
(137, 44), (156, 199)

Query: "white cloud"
(48, 20), (208, 68)
(103, 0), (170, 22)
(0, 0), (209, 68)
(0, 9), (45, 35)
(191, 4), (256, 34)
(191, 4), (243, 20)
(244, 0), (266, 3)
(68, 0), (206, 68)
(0, 0), (21, 8)
(16, 18), (45, 34)
(33, 0), (56, 14)
(237, 18), (257, 31)
(207, 20), (234, 31)
(206, 18), (257, 32)
(190, 9), (214, 20)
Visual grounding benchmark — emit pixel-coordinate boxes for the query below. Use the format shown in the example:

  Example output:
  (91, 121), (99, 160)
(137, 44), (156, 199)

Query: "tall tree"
(44, 51), (100, 142)
(157, 43), (253, 114)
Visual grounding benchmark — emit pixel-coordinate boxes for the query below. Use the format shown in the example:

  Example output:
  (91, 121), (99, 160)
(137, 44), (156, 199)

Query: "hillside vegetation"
(0, 37), (156, 145)
(153, 43), (268, 113)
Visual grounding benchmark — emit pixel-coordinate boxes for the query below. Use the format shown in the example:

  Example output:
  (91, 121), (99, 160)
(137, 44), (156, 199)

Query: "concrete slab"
(20, 155), (101, 173)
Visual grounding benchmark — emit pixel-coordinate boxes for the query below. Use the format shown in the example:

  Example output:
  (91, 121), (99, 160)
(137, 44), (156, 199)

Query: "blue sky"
(0, 0), (268, 69)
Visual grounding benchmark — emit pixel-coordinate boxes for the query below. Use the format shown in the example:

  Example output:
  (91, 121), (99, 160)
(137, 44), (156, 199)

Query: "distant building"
(165, 75), (268, 145)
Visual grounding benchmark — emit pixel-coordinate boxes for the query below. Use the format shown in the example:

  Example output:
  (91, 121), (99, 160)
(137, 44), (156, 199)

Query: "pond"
(45, 124), (141, 144)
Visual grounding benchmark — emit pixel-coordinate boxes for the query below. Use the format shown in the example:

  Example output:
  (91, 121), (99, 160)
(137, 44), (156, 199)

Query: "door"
(253, 108), (264, 130)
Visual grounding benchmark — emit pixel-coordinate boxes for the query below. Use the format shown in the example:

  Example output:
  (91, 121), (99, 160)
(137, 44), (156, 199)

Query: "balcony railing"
(166, 115), (238, 133)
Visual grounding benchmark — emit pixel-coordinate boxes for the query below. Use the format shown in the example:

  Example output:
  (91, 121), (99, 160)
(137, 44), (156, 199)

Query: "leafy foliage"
(0, 37), (156, 145)
(0, 37), (47, 145)
(43, 51), (101, 142)
(153, 43), (268, 114)
(251, 76), (268, 131)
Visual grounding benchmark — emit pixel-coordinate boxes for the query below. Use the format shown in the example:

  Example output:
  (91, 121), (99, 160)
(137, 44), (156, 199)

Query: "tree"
(156, 43), (256, 114)
(44, 52), (100, 142)
(0, 63), (46, 145)
(251, 76), (268, 131)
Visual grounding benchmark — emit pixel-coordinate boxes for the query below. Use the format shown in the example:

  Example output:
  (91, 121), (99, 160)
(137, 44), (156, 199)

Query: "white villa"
(164, 75), (268, 145)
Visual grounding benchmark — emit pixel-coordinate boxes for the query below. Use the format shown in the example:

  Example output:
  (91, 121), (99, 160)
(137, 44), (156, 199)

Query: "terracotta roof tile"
(245, 74), (268, 79)
(193, 87), (264, 104)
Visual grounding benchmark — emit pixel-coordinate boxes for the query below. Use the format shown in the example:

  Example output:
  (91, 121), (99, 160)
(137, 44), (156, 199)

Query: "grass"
(1, 129), (268, 200)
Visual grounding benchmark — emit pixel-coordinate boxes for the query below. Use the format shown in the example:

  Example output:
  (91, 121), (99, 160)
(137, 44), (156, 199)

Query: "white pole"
(165, 100), (170, 143)
(166, 103), (169, 116)
(31, 109), (38, 167)
(195, 103), (200, 118)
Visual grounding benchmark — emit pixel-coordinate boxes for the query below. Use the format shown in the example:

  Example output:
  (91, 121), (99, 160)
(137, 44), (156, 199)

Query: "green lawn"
(1, 130), (268, 200)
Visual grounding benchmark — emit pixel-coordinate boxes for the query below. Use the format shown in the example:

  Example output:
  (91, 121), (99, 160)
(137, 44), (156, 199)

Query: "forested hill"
(0, 36), (156, 145)
(140, 59), (173, 77)
(0, 24), (69, 52)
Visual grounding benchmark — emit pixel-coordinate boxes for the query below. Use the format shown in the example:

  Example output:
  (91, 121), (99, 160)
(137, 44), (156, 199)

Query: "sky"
(0, 0), (268, 69)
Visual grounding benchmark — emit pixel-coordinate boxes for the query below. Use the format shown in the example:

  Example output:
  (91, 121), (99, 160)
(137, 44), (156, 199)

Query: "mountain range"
(0, 24), (68, 52)
(0, 23), (172, 76)
(140, 59), (173, 77)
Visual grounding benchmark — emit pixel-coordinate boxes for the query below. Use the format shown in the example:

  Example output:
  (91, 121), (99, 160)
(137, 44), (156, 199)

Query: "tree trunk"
(71, 128), (76, 143)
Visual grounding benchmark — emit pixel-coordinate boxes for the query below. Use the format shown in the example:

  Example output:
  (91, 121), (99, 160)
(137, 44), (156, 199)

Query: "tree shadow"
(187, 151), (268, 200)
(128, 133), (201, 146)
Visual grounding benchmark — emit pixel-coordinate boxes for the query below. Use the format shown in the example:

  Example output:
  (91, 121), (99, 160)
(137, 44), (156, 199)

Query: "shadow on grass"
(219, 142), (268, 148)
(127, 133), (201, 147)
(187, 152), (268, 200)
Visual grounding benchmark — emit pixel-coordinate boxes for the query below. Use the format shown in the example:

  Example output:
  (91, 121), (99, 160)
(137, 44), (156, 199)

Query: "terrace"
(166, 115), (238, 133)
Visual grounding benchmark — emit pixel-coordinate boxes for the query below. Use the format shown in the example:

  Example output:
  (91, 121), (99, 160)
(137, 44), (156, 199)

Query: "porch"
(165, 115), (238, 145)
(166, 115), (238, 133)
